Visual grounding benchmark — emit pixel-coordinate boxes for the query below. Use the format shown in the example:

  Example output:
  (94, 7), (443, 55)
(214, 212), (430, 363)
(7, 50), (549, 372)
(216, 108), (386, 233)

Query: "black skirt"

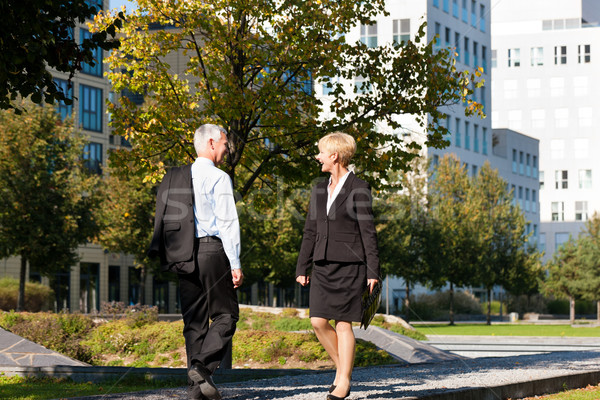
(309, 261), (367, 322)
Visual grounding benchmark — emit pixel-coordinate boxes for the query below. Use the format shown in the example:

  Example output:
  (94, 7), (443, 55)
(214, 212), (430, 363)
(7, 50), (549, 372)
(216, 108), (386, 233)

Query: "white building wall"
(491, 0), (600, 260)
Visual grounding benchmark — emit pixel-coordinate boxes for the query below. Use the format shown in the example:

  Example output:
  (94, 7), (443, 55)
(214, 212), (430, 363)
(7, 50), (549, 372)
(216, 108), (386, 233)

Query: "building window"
(464, 121), (470, 150)
(508, 48), (520, 67)
(512, 149), (518, 173)
(480, 4), (486, 32)
(574, 76), (589, 96)
(491, 49), (497, 68)
(508, 109), (522, 130)
(472, 165), (478, 176)
(555, 170), (568, 189)
(527, 79), (541, 97)
(434, 22), (442, 51)
(555, 232), (569, 250)
(455, 32), (461, 61)
(532, 190), (537, 212)
(471, 0), (477, 27)
(79, 262), (99, 313)
(574, 138), (589, 159)
(533, 156), (538, 178)
(554, 108), (569, 128)
(473, 41), (479, 67)
(518, 186), (523, 209)
(455, 118), (461, 147)
(482, 127), (488, 155)
(79, 84), (103, 132)
(551, 139), (564, 157)
(473, 124), (479, 152)
(519, 151), (524, 175)
(83, 142), (103, 175)
(540, 171), (544, 189)
(445, 27), (451, 47)
(109, 266), (120, 302)
(393, 19), (410, 45)
(539, 233), (546, 253)
(578, 44), (591, 63)
(355, 75), (370, 94)
(128, 267), (141, 305)
(575, 201), (588, 221)
(511, 185), (516, 206)
(526, 154), (531, 177)
(53, 78), (73, 120)
(554, 45), (567, 64)
(443, 0), (450, 13)
(481, 85), (486, 113)
(434, 0), (439, 7)
(552, 202), (565, 221)
(579, 169), (592, 189)
(452, 0), (459, 18)
(80, 29), (103, 76)
(530, 47), (544, 66)
(525, 188), (530, 212)
(464, 37), (470, 65)
(360, 23), (377, 48)
(482, 45), (487, 73)
(462, 0), (468, 22)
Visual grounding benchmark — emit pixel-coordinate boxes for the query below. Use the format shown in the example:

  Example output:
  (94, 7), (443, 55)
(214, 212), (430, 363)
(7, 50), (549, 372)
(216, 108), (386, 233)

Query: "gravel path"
(69, 350), (600, 400)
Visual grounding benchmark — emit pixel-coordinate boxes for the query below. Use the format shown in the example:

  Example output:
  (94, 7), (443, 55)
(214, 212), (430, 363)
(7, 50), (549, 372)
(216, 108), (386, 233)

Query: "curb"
(0, 365), (316, 384)
(414, 370), (600, 400)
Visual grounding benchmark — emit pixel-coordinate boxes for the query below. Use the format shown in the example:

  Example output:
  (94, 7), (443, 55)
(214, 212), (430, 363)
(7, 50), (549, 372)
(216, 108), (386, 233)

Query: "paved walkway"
(0, 327), (87, 368)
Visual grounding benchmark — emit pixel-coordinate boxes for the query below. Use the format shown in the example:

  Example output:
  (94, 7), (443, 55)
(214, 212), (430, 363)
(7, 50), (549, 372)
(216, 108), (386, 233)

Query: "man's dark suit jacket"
(148, 165), (196, 274)
(296, 172), (380, 280)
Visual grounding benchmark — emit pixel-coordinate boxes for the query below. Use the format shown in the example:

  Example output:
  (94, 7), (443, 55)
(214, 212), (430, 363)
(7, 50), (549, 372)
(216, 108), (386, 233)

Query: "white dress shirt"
(191, 157), (241, 270)
(326, 170), (351, 215)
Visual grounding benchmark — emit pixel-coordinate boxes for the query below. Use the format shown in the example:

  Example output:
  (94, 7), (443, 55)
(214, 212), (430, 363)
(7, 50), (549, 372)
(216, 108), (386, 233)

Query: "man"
(149, 124), (243, 400)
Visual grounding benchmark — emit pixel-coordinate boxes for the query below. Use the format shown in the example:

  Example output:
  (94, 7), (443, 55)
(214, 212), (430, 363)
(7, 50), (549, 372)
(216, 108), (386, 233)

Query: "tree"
(94, 0), (483, 197)
(573, 212), (600, 323)
(471, 162), (542, 324)
(376, 157), (441, 321)
(96, 163), (160, 304)
(428, 155), (478, 325)
(0, 100), (100, 311)
(542, 238), (582, 323)
(0, 1), (124, 112)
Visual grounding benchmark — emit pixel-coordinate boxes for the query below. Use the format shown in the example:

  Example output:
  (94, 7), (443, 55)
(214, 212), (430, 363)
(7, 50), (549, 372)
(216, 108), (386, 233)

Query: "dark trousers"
(178, 238), (239, 373)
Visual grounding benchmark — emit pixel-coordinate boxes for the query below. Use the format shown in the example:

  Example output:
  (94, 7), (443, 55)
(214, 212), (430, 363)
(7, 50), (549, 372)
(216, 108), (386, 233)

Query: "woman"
(296, 132), (380, 400)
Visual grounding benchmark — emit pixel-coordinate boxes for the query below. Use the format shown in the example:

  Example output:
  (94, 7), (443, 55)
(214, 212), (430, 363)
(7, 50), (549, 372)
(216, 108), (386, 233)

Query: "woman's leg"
(330, 320), (354, 397)
(311, 317), (340, 380)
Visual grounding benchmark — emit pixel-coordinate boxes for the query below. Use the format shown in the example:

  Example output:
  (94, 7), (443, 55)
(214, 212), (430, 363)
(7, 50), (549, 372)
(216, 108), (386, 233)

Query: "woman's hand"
(367, 278), (379, 294)
(296, 275), (310, 286)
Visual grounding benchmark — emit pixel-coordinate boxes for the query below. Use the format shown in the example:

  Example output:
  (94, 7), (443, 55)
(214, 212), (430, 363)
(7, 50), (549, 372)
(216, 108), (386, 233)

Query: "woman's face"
(316, 146), (337, 173)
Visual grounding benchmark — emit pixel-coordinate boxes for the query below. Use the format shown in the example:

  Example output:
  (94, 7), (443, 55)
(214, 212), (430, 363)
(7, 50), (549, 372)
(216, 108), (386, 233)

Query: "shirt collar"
(194, 157), (215, 167)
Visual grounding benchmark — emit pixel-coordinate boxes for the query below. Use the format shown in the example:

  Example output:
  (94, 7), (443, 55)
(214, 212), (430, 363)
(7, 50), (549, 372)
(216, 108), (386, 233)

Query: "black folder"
(360, 281), (382, 329)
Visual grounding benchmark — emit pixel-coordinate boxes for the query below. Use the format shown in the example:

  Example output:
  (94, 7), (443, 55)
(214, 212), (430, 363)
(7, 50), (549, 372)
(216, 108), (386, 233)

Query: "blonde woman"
(296, 132), (380, 400)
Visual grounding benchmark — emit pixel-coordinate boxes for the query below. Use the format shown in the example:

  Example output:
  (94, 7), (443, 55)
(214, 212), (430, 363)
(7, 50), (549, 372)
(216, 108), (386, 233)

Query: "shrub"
(0, 278), (54, 312)
(405, 290), (483, 321)
(506, 294), (548, 315)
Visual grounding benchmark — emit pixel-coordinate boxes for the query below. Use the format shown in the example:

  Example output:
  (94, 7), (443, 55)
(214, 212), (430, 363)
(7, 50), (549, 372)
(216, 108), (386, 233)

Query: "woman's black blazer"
(296, 172), (380, 280)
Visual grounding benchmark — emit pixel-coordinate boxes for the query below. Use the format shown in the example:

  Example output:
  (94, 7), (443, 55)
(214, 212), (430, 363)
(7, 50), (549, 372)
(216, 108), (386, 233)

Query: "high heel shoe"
(328, 384), (336, 393)
(326, 388), (350, 400)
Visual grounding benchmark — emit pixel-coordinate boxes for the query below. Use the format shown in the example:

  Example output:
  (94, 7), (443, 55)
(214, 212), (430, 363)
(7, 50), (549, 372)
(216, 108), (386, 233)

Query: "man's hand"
(296, 275), (309, 286)
(232, 269), (244, 288)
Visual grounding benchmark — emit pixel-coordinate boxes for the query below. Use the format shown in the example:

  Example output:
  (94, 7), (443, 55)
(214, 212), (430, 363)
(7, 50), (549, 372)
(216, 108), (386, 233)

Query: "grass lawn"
(414, 323), (600, 337)
(512, 384), (600, 400)
(0, 375), (184, 400)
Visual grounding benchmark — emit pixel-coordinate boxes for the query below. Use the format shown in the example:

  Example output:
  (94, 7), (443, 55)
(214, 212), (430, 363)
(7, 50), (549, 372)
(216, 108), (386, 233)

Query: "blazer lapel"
(329, 172), (355, 217)
(315, 179), (328, 219)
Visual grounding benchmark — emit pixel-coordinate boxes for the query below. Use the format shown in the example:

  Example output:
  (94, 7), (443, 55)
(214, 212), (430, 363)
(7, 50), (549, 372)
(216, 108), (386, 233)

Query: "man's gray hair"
(194, 124), (227, 154)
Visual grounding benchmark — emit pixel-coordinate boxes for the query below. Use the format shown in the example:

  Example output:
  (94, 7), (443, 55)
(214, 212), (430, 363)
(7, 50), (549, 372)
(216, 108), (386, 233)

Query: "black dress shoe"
(327, 388), (350, 400)
(188, 363), (222, 400)
(329, 384), (336, 393)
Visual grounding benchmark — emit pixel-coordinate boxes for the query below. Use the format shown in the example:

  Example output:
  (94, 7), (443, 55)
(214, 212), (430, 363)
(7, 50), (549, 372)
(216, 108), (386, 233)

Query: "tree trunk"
(404, 281), (411, 323)
(17, 255), (27, 311)
(486, 288), (492, 325)
(449, 282), (455, 326)
(597, 300), (600, 324)
(569, 296), (575, 324)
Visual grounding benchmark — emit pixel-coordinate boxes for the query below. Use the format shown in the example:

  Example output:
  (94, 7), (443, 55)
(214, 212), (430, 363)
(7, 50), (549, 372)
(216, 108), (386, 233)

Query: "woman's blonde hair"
(318, 132), (356, 168)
